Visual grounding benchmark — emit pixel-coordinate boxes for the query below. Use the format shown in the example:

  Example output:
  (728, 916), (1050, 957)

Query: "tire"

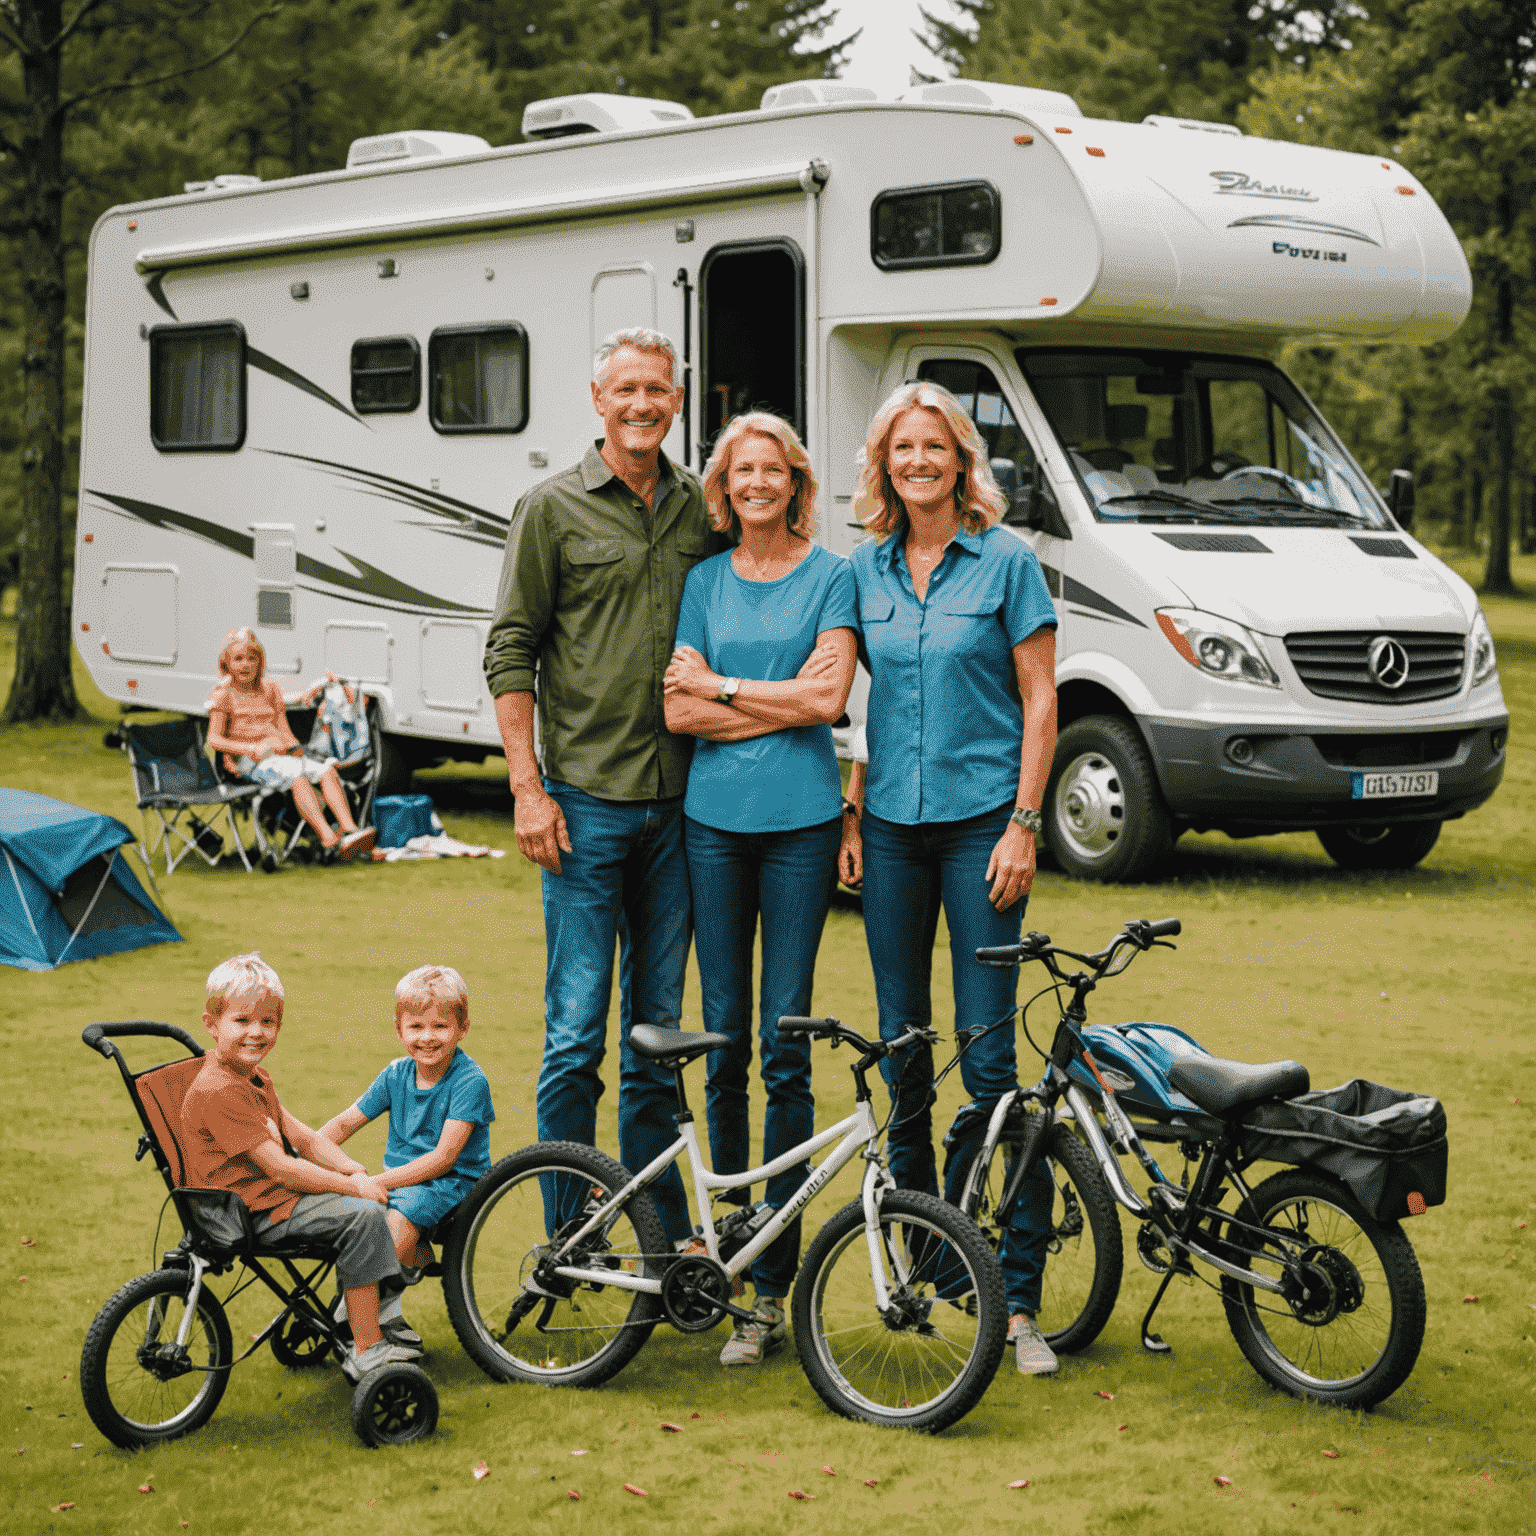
(375, 733), (414, 798)
(792, 1189), (1007, 1432)
(269, 1309), (333, 1369)
(953, 1122), (1123, 1354)
(80, 1270), (232, 1448)
(442, 1141), (667, 1388)
(1220, 1168), (1425, 1409)
(1317, 821), (1441, 871)
(1045, 715), (1173, 883)
(351, 1363), (439, 1446)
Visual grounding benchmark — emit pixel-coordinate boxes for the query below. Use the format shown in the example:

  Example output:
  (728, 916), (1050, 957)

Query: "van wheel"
(376, 733), (414, 798)
(1045, 716), (1172, 883)
(1316, 821), (1440, 870)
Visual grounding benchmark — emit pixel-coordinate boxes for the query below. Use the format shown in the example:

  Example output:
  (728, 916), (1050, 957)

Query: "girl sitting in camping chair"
(207, 628), (376, 864)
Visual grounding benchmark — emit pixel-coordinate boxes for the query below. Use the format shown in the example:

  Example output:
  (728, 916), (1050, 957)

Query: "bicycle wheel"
(954, 1121), (1123, 1354)
(1221, 1168), (1426, 1409)
(792, 1189), (1007, 1432)
(442, 1141), (667, 1388)
(80, 1269), (232, 1448)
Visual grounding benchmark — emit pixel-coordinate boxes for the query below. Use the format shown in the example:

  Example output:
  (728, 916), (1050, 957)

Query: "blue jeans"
(536, 780), (691, 1242)
(686, 816), (840, 1297)
(861, 802), (1054, 1316)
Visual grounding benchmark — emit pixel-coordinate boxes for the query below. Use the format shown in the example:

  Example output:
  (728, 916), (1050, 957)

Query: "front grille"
(1284, 630), (1465, 705)
(1311, 732), (1465, 767)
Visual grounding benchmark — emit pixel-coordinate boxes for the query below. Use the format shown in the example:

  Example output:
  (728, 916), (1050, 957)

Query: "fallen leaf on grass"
(472, 1462), (490, 1481)
(568, 1490), (581, 1501)
(690, 1412), (700, 1419)
(13, 1448), (24, 1455)
(1007, 1479), (1030, 1490)
(864, 1479), (878, 1487)
(1213, 1476), (1233, 1488)
(1095, 1390), (1115, 1400)
(660, 1422), (683, 1433)
(1323, 1451), (1340, 1459)
(821, 1465), (836, 1476)
(623, 1484), (648, 1497)
(788, 1490), (814, 1501)
(138, 1483), (154, 1494)
(20, 1239), (35, 1247)
(17, 1277), (27, 1283)
(52, 1504), (75, 1513)
(1463, 1296), (1480, 1304)
(1118, 1424), (1128, 1432)
(71, 1444), (82, 1450)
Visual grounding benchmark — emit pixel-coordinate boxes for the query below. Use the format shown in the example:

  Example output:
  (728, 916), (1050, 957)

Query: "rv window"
(429, 324), (529, 433)
(352, 336), (420, 413)
(149, 323), (245, 451)
(872, 182), (1000, 270)
(916, 358), (1038, 524)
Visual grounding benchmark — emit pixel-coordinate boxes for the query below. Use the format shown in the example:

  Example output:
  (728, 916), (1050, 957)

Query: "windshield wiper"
(1096, 491), (1254, 525)
(1185, 496), (1376, 527)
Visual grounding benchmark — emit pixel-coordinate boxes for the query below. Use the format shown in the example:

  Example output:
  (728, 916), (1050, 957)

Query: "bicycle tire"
(792, 1189), (1007, 1432)
(442, 1141), (667, 1388)
(1220, 1167), (1426, 1409)
(80, 1269), (232, 1448)
(953, 1121), (1123, 1354)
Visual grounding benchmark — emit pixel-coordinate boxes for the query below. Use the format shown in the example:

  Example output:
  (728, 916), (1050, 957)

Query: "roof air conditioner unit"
(760, 81), (880, 110)
(1142, 114), (1243, 136)
(521, 93), (695, 141)
(182, 174), (264, 194)
(346, 131), (491, 169)
(896, 81), (1083, 118)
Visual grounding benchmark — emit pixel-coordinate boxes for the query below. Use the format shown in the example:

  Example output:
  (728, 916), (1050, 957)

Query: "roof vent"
(760, 80), (880, 110)
(521, 93), (694, 141)
(1142, 114), (1242, 137)
(346, 130), (491, 169)
(182, 173), (263, 195)
(896, 81), (1082, 117)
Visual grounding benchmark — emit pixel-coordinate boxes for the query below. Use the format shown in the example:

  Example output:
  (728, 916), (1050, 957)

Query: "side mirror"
(1021, 462), (1072, 540)
(1387, 467), (1415, 531)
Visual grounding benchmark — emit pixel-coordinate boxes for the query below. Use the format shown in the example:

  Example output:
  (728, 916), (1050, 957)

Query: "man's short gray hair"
(593, 328), (679, 390)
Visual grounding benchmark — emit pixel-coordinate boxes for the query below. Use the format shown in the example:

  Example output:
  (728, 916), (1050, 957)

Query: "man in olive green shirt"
(483, 329), (721, 1243)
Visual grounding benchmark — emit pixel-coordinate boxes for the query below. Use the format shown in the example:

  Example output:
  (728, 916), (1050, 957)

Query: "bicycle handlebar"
(777, 1016), (936, 1058)
(974, 917), (1182, 975)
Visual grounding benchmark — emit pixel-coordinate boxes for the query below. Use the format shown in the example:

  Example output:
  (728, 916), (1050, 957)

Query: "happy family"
(187, 324), (1060, 1386)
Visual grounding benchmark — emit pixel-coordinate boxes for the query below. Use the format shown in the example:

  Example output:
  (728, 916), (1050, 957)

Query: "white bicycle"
(442, 1019), (1007, 1432)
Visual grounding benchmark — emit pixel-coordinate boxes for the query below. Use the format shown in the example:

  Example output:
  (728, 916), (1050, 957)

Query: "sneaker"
(381, 1320), (424, 1358)
(719, 1298), (786, 1367)
(337, 828), (377, 863)
(378, 1289), (421, 1347)
(397, 1264), (425, 1287)
(341, 1338), (419, 1384)
(1010, 1313), (1059, 1376)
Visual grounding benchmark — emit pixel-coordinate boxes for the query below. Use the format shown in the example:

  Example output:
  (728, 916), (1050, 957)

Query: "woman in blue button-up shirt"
(838, 381), (1061, 1375)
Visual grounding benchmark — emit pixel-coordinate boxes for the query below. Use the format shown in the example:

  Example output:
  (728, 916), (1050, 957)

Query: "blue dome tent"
(0, 789), (181, 971)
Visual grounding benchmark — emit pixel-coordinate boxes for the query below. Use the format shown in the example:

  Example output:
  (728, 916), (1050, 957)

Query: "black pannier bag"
(1237, 1079), (1447, 1222)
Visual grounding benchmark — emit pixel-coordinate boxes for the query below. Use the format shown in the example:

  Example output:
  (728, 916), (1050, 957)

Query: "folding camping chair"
(122, 718), (263, 875)
(216, 681), (380, 871)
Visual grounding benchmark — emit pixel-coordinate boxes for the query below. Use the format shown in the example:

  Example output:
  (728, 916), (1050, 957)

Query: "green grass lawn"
(2, 565), (1533, 1536)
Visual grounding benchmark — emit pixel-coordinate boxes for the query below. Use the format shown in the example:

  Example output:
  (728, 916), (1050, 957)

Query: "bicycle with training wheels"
(442, 1019), (1007, 1432)
(945, 918), (1445, 1409)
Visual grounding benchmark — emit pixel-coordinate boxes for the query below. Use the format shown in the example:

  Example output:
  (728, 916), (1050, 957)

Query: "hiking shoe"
(341, 1338), (419, 1383)
(338, 828), (376, 863)
(720, 1298), (786, 1367)
(1010, 1313), (1059, 1376)
(381, 1320), (424, 1358)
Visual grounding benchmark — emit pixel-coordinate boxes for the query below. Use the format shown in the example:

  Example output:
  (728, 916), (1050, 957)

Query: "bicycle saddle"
(1167, 1056), (1309, 1119)
(629, 1025), (732, 1064)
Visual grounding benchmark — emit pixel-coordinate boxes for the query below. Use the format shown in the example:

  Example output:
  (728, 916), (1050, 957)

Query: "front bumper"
(1140, 714), (1509, 833)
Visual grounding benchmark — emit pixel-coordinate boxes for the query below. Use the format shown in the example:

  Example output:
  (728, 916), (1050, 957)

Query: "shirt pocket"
(935, 595), (1005, 662)
(858, 595), (895, 626)
(561, 536), (627, 596)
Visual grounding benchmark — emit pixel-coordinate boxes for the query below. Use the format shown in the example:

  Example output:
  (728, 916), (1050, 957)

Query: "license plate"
(1351, 770), (1438, 799)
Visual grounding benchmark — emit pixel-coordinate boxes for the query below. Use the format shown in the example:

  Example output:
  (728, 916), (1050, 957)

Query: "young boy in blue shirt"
(322, 965), (495, 1351)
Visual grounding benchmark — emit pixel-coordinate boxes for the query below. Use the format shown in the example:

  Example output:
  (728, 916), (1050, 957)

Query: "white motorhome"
(74, 79), (1508, 879)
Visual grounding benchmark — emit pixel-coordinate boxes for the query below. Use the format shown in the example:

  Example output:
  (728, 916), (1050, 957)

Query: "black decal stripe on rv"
(89, 490), (255, 559)
(296, 548), (483, 615)
(1061, 575), (1145, 627)
(1225, 213), (1380, 247)
(144, 273), (177, 319)
(246, 348), (367, 426)
(258, 449), (510, 539)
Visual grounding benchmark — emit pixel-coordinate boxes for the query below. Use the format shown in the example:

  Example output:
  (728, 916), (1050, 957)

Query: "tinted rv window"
(351, 336), (420, 413)
(149, 323), (245, 451)
(429, 325), (528, 433)
(872, 182), (999, 270)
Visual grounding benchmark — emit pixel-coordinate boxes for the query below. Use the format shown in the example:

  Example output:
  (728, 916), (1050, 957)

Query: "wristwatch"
(715, 677), (741, 705)
(1010, 806), (1044, 836)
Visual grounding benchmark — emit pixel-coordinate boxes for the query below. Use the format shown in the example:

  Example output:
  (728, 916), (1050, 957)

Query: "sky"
(824, 0), (968, 89)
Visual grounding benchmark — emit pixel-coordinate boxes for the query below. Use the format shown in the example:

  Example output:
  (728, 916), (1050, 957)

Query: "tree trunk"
(1483, 385), (1516, 592)
(4, 0), (79, 723)
(1467, 466), (1484, 551)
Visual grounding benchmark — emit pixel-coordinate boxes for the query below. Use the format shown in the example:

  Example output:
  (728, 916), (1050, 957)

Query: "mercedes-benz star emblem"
(1368, 635), (1410, 690)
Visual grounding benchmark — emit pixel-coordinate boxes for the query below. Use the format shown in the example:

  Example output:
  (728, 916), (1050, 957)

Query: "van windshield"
(1016, 349), (1389, 530)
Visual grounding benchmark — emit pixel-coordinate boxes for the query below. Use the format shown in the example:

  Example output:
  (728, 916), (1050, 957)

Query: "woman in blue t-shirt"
(837, 381), (1061, 1377)
(664, 411), (857, 1368)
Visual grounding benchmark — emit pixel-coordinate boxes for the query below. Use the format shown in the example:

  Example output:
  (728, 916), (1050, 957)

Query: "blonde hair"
(395, 965), (469, 1029)
(205, 952), (284, 1018)
(855, 382), (1006, 541)
(593, 327), (679, 390)
(217, 627), (266, 686)
(701, 412), (819, 540)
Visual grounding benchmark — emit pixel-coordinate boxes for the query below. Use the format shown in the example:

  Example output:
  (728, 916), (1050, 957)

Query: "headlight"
(1155, 608), (1280, 688)
(1470, 608), (1497, 686)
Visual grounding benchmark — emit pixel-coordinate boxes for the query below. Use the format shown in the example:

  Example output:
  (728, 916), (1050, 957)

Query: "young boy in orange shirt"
(182, 953), (412, 1381)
